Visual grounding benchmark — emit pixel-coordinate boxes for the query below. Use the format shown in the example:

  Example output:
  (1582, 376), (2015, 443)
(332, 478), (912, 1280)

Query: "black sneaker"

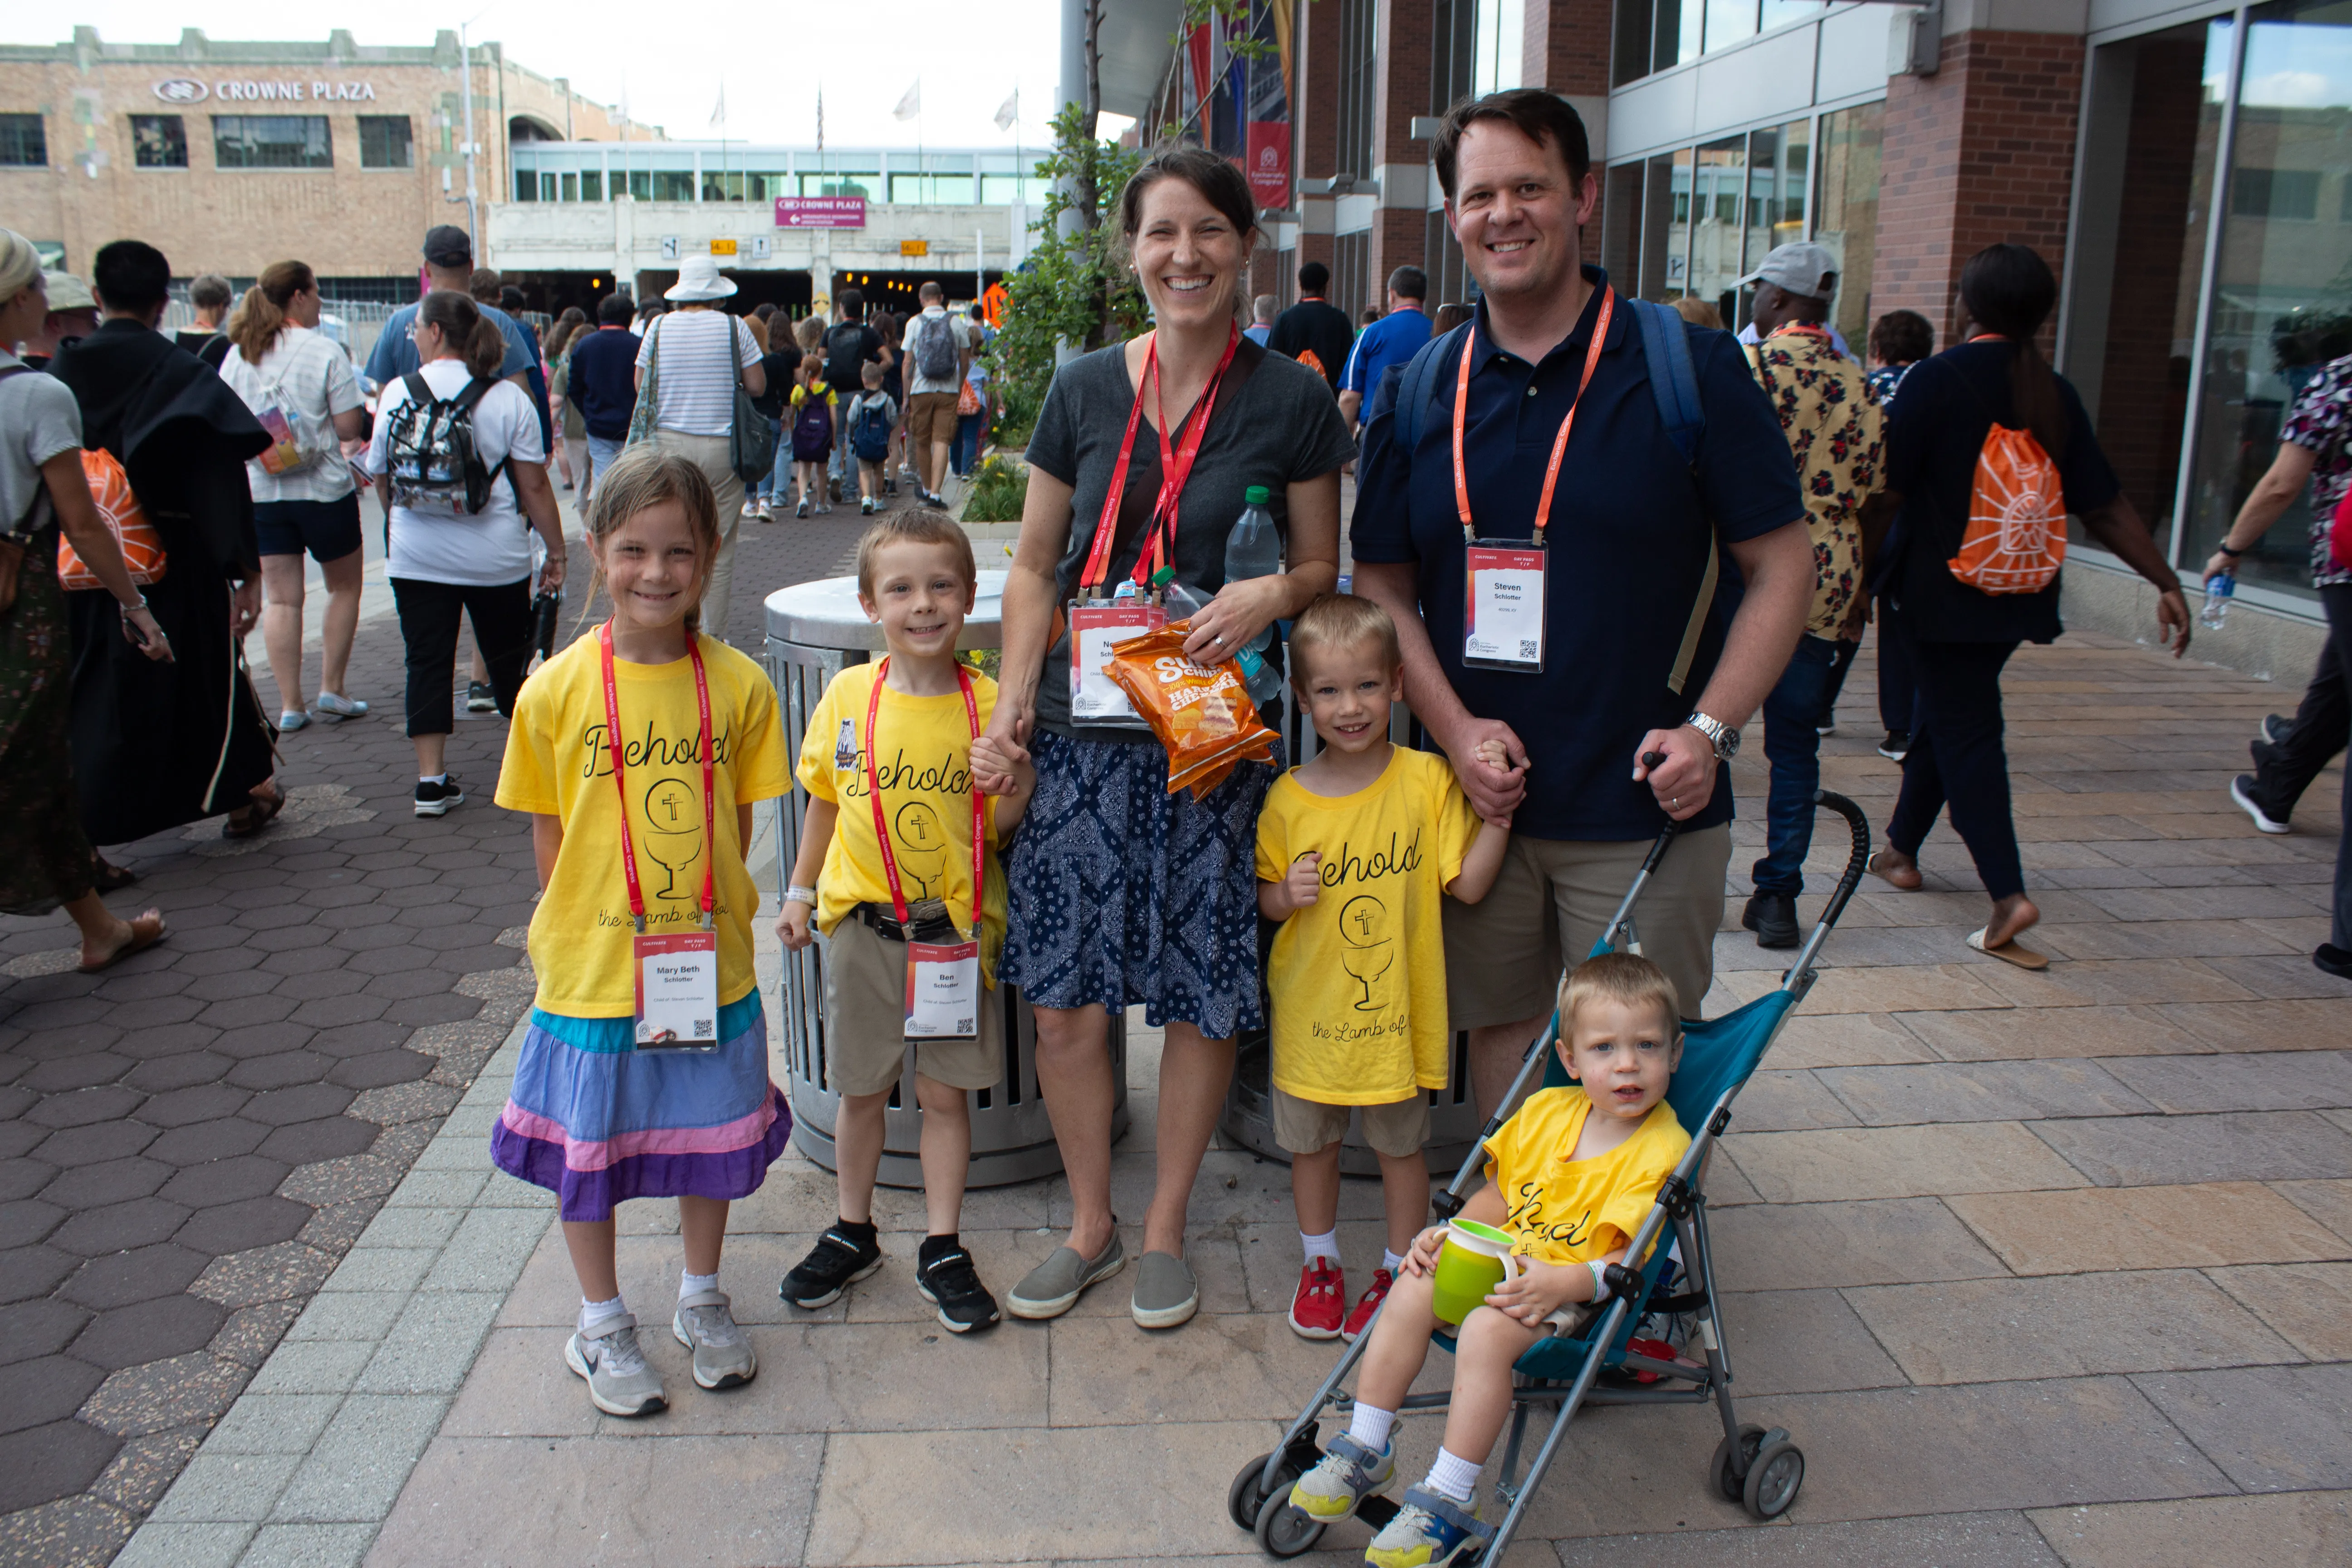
(1742, 891), (1800, 950)
(1877, 730), (1911, 762)
(2316, 943), (2352, 981)
(2260, 713), (2293, 748)
(916, 1245), (1001, 1333)
(2230, 775), (2290, 836)
(466, 680), (495, 713)
(780, 1225), (883, 1309)
(414, 772), (466, 818)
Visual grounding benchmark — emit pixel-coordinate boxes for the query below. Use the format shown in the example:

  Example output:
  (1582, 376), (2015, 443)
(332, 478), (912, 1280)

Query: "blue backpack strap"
(1392, 322), (1474, 458)
(1627, 298), (1718, 696)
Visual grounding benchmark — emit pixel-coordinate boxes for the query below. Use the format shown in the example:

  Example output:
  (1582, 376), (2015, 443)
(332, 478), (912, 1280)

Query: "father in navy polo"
(1351, 88), (1813, 1112)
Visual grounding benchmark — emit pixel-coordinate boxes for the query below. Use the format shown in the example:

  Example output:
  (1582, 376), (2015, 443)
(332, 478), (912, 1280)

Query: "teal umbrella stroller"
(1228, 790), (1873, 1561)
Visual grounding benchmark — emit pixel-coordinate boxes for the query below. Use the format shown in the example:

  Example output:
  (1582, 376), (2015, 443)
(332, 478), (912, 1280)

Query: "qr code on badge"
(692, 1018), (712, 1038)
(956, 1017), (974, 1034)
(1518, 639), (1539, 659)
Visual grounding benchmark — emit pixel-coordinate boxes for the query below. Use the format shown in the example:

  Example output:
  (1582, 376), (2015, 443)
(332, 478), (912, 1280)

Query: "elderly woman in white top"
(632, 256), (764, 638)
(218, 260), (371, 730)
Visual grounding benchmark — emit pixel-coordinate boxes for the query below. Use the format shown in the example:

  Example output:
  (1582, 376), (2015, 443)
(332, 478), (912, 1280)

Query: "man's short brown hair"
(467, 267), (501, 305)
(855, 509), (976, 601)
(1433, 88), (1591, 200)
(1288, 593), (1402, 688)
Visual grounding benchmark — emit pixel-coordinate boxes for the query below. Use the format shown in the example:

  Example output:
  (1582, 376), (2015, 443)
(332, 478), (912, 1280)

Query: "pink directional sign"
(774, 196), (867, 229)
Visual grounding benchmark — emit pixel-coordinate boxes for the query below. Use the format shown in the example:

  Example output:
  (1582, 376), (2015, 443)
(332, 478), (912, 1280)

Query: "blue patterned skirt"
(999, 730), (1272, 1039)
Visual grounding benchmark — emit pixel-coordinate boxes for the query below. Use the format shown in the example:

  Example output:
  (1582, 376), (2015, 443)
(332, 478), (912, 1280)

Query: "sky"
(9, 1), (1085, 150)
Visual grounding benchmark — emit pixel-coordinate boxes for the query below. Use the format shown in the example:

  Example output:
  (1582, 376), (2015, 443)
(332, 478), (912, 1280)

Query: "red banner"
(1245, 120), (1289, 207)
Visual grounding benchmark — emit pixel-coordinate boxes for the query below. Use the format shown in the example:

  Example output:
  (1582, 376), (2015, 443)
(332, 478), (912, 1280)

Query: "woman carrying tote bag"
(630, 257), (765, 640)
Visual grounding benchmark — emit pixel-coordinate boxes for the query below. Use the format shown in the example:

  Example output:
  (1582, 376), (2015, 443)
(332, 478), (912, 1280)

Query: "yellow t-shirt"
(1481, 1088), (1690, 1268)
(1253, 747), (1481, 1106)
(795, 662), (1009, 981)
(495, 632), (792, 1017)
(791, 384), (837, 411)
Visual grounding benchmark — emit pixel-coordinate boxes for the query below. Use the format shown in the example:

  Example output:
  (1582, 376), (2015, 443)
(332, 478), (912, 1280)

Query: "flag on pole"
(994, 89), (1019, 132)
(709, 84), (727, 132)
(816, 87), (825, 151)
(894, 79), (921, 121)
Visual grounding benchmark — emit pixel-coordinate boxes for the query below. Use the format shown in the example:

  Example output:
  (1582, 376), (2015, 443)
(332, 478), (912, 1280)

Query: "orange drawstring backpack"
(1949, 418), (2066, 596)
(58, 448), (168, 592)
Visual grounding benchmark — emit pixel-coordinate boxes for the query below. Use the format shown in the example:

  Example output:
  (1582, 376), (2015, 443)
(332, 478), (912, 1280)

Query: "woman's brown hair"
(583, 445), (722, 637)
(227, 260), (315, 365)
(544, 304), (588, 361)
(416, 289), (506, 381)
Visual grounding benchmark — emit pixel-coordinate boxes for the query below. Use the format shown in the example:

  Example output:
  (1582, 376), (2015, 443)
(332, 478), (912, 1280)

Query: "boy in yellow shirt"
(776, 511), (1035, 1333)
(1255, 596), (1511, 1344)
(1289, 952), (1692, 1567)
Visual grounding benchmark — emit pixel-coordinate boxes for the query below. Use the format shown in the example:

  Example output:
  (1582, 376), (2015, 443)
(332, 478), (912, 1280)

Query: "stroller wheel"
(1253, 1490), (1326, 1558)
(1741, 1436), (1804, 1519)
(1709, 1424), (1768, 1503)
(1229, 1452), (1287, 1531)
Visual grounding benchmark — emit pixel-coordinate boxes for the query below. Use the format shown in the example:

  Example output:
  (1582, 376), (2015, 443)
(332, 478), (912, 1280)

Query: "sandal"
(93, 860), (138, 893)
(1866, 848), (1922, 891)
(1966, 926), (2050, 970)
(79, 911), (167, 973)
(222, 782), (287, 840)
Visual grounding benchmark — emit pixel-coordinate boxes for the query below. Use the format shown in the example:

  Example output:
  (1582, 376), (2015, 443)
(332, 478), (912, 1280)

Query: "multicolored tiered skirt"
(491, 990), (791, 1222)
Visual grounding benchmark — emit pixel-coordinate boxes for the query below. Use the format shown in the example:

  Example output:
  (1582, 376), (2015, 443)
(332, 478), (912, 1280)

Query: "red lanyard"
(599, 622), (716, 931)
(1077, 325), (1242, 595)
(1453, 287), (1615, 547)
(864, 658), (986, 934)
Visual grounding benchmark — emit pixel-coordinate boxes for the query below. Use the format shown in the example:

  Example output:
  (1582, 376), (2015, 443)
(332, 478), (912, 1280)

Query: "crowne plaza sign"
(152, 78), (382, 104)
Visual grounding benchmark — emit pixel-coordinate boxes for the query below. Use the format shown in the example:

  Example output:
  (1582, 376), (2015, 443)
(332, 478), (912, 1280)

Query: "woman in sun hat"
(632, 256), (766, 638)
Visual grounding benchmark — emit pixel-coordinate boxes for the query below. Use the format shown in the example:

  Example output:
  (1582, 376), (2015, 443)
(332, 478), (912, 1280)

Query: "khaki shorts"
(1272, 1085), (1431, 1159)
(906, 391), (960, 450)
(1441, 823), (1731, 1032)
(820, 911), (1004, 1098)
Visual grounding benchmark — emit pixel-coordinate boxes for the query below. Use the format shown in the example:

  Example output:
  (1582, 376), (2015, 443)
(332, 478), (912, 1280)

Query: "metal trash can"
(764, 569), (1128, 1188)
(1217, 659), (1488, 1177)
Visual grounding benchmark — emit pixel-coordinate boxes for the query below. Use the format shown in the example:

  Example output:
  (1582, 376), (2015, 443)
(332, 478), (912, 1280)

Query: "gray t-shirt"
(0, 353), (83, 534)
(1023, 336), (1356, 737)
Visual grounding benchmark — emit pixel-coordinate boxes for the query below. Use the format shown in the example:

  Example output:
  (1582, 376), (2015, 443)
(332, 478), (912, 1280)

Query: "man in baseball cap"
(21, 270), (99, 368)
(423, 224), (474, 270)
(1733, 240), (1852, 358)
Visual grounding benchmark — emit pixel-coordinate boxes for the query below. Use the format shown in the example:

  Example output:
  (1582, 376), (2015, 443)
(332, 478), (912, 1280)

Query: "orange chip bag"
(1104, 621), (1279, 797)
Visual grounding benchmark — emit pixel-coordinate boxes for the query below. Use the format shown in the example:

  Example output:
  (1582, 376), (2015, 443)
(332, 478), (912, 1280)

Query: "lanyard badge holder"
(1458, 289), (1615, 675)
(602, 624), (723, 1051)
(1067, 327), (1240, 724)
(868, 659), (990, 1039)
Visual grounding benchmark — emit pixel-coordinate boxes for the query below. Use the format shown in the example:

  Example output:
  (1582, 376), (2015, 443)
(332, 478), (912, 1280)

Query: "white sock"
(680, 1269), (719, 1300)
(1346, 1402), (1396, 1453)
(420, 773), (446, 785)
(578, 1294), (627, 1333)
(1424, 1447), (1481, 1504)
(1383, 1249), (1407, 1274)
(1302, 1230), (1341, 1268)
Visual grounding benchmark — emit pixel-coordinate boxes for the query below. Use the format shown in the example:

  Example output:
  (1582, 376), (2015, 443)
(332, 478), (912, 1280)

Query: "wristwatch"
(1684, 711), (1739, 762)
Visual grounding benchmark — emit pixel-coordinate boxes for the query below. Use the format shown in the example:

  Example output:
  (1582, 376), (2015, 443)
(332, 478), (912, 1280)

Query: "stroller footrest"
(1356, 1494), (1401, 1531)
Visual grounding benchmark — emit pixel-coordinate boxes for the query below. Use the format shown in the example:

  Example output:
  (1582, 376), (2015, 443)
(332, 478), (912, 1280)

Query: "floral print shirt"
(1747, 326), (1886, 637)
(2275, 353), (2352, 588)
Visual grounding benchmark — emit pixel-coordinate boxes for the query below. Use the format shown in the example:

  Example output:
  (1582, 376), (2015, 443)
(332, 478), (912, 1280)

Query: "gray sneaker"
(1289, 1432), (1396, 1521)
(1131, 1250), (1199, 1329)
(1005, 1233), (1126, 1320)
(672, 1289), (758, 1390)
(564, 1314), (666, 1417)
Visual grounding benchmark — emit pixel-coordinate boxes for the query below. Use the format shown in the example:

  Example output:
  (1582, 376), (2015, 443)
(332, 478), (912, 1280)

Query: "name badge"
(1068, 600), (1166, 725)
(905, 937), (981, 1039)
(633, 930), (720, 1050)
(1463, 541), (1547, 673)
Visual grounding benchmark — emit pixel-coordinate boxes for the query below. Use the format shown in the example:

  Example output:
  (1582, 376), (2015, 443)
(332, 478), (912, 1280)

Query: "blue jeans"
(585, 433), (626, 504)
(1752, 634), (1856, 897)
(952, 412), (983, 476)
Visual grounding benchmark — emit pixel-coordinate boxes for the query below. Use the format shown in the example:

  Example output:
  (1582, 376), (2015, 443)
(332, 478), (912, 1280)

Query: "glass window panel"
(628, 169), (652, 200)
(980, 173), (1050, 203)
(213, 115), (332, 169)
(1688, 136), (1745, 318)
(1736, 119), (1809, 329)
(358, 116), (412, 169)
(1602, 161), (1644, 287)
(1759, 0), (1823, 30)
(131, 115), (187, 168)
(1813, 102), (1882, 351)
(804, 172), (873, 196)
(654, 170), (696, 201)
(1664, 0), (1700, 68)
(2180, 0), (2352, 594)
(0, 114), (45, 167)
(560, 172), (578, 201)
(515, 168), (537, 201)
(1704, 0), (1758, 55)
(581, 170), (602, 201)
(1613, 0), (1654, 86)
(542, 172), (559, 201)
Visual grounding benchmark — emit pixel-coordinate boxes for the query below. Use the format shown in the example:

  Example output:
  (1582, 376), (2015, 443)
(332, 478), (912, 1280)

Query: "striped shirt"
(634, 311), (761, 438)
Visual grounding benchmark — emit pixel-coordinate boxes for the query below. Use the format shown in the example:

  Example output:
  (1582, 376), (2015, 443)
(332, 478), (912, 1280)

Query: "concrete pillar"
(1521, 0), (1612, 164)
(1291, 0), (1343, 291)
(1870, 29), (2087, 349)
(1366, 0), (1436, 299)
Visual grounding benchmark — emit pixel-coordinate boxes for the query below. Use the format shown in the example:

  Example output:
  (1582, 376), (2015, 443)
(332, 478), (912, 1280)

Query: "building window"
(653, 170), (696, 201)
(514, 169), (538, 201)
(802, 172), (872, 197)
(0, 113), (44, 167)
(1331, 230), (1371, 322)
(1812, 102), (1882, 349)
(213, 115), (332, 170)
(358, 116), (412, 169)
(543, 172), (559, 202)
(1612, 0), (1824, 86)
(2234, 166), (2320, 220)
(581, 170), (602, 201)
(130, 115), (186, 168)
(1336, 0), (1377, 179)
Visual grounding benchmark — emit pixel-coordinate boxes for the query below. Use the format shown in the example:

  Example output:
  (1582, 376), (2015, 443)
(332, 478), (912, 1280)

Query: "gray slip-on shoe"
(673, 1289), (758, 1389)
(1005, 1233), (1126, 1320)
(1131, 1250), (1199, 1329)
(564, 1314), (667, 1417)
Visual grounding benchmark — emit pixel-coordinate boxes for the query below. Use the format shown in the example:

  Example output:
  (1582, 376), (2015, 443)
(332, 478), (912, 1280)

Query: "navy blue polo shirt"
(1341, 304), (1432, 398)
(1350, 267), (1804, 842)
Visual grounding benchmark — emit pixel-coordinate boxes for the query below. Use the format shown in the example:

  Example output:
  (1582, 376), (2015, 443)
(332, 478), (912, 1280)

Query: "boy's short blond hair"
(1561, 951), (1682, 1040)
(1288, 593), (1402, 687)
(861, 360), (886, 388)
(855, 509), (976, 600)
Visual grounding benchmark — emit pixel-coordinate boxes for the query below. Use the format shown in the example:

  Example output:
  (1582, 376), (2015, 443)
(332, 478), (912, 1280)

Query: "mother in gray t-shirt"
(975, 150), (1355, 1332)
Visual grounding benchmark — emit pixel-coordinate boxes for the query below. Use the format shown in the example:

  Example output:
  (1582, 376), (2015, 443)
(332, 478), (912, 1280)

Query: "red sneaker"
(1288, 1259), (1346, 1339)
(1341, 1267), (1394, 1343)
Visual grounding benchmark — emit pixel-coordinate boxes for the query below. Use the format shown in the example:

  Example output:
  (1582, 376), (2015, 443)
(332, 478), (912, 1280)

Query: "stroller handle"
(1810, 789), (1871, 934)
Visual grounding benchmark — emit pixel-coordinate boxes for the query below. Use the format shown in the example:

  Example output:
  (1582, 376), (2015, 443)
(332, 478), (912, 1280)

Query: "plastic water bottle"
(2201, 571), (2234, 631)
(1154, 568), (1284, 707)
(1222, 485), (1288, 707)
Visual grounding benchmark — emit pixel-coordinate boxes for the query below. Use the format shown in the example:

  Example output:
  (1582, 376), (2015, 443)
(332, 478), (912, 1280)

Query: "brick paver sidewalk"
(0, 499), (867, 1568)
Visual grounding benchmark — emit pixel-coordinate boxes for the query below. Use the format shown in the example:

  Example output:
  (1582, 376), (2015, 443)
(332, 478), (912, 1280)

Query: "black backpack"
(824, 323), (872, 387)
(384, 372), (506, 514)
